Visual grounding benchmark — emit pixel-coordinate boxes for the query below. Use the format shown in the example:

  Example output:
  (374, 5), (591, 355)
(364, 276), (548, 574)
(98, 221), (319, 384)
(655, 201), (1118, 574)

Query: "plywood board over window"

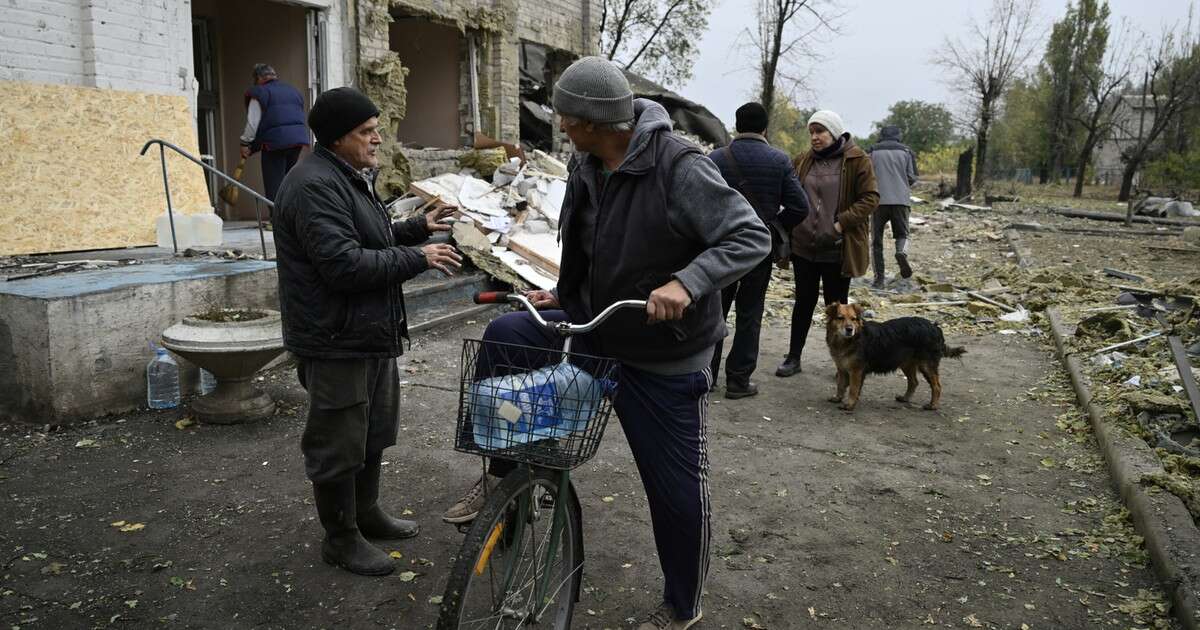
(0, 81), (212, 256)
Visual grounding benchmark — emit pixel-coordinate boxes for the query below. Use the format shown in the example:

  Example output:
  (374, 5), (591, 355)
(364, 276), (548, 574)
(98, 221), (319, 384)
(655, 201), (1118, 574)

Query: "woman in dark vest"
(239, 63), (311, 208)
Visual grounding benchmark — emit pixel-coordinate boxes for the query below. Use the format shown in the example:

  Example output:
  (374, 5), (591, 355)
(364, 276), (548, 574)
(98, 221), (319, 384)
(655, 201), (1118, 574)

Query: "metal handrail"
(139, 138), (271, 259)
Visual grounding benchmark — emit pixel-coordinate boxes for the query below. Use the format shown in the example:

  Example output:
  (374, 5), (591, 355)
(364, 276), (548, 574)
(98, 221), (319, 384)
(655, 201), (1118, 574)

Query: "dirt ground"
(0, 208), (1184, 629)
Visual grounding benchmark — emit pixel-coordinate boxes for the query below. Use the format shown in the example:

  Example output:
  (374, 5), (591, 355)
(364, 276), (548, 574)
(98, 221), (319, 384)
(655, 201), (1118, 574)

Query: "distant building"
(1091, 94), (1158, 187)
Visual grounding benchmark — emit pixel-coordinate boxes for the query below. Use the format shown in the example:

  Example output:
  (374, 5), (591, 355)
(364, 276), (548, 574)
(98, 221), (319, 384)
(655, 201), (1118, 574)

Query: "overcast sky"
(680, 0), (1193, 136)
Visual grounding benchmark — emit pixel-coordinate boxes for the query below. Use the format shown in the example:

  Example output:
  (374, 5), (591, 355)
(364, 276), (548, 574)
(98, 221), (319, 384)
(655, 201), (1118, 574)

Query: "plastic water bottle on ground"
(199, 368), (217, 395)
(147, 348), (180, 409)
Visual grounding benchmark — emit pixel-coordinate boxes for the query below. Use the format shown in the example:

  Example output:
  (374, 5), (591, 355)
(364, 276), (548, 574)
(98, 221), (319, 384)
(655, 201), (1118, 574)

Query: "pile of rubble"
(392, 148), (569, 290)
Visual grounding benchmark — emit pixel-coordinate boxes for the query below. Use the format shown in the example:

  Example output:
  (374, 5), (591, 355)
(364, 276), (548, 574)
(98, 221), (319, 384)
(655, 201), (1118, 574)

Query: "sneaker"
(442, 475), (489, 524)
(637, 602), (702, 630)
(775, 356), (801, 377)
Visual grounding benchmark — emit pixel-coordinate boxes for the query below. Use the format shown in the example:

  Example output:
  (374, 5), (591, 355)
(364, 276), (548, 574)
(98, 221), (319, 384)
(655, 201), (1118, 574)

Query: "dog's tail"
(941, 343), (967, 359)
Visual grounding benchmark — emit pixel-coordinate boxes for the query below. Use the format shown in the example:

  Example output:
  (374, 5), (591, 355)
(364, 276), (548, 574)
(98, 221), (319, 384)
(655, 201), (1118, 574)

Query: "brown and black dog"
(825, 302), (966, 411)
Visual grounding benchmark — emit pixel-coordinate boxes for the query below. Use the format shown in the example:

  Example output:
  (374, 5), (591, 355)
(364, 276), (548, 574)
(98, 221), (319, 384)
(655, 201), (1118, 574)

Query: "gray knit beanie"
(552, 56), (634, 124)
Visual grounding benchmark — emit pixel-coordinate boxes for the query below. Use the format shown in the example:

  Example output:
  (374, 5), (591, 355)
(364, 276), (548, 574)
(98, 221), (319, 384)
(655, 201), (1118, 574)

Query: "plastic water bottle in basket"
(469, 362), (611, 450)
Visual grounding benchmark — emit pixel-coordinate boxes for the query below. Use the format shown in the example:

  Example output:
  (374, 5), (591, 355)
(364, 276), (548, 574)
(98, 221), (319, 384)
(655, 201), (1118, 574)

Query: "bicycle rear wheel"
(438, 467), (582, 630)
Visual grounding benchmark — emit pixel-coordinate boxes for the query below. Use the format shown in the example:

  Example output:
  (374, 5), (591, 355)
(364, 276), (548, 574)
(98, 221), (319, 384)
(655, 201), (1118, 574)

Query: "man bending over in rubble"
(442, 56), (770, 629)
(274, 87), (461, 577)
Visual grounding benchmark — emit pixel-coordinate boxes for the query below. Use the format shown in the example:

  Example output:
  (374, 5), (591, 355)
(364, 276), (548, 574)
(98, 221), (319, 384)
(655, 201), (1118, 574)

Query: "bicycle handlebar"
(473, 292), (647, 336)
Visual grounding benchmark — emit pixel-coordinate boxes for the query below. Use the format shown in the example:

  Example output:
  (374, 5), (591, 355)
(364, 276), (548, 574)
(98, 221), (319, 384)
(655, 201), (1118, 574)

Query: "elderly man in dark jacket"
(867, 125), (919, 288)
(273, 87), (462, 577)
(707, 102), (809, 398)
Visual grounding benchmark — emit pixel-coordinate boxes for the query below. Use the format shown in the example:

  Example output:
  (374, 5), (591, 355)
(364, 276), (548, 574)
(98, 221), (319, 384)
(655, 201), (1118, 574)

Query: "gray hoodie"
(868, 126), (918, 206)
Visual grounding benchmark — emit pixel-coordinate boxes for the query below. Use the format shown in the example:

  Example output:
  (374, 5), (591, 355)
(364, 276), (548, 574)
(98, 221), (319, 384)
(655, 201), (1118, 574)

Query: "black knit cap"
(735, 102), (769, 134)
(308, 87), (381, 147)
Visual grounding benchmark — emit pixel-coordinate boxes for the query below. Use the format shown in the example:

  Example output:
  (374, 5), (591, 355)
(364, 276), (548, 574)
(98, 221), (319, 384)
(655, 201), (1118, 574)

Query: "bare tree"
(1117, 20), (1200, 204)
(934, 0), (1042, 187)
(600, 0), (713, 87)
(1070, 21), (1136, 197)
(746, 0), (843, 133)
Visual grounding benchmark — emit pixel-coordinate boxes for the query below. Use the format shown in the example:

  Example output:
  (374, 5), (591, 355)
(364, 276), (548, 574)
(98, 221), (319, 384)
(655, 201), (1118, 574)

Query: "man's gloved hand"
(425, 203), (457, 233)
(646, 279), (692, 323)
(422, 243), (462, 276)
(524, 290), (559, 309)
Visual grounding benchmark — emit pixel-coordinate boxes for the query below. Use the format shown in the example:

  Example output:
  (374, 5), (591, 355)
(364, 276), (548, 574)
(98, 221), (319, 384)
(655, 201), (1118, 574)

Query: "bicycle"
(437, 292), (645, 630)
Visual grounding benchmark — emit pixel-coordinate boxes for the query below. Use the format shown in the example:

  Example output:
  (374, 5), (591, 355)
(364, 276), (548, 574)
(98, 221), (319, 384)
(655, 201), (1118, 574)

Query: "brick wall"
(0, 0), (192, 96)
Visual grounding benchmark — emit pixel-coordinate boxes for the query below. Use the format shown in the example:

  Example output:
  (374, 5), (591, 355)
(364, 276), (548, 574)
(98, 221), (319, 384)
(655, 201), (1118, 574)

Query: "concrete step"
(405, 270), (500, 334)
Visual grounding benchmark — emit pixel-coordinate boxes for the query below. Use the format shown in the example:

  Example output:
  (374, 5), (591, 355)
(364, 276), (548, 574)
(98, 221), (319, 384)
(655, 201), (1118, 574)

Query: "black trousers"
(262, 147), (303, 205)
(298, 357), (399, 484)
(709, 256), (773, 387)
(787, 256), (851, 360)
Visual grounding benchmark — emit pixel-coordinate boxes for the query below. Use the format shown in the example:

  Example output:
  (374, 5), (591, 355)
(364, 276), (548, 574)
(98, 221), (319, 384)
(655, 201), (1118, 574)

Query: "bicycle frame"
(453, 291), (649, 625)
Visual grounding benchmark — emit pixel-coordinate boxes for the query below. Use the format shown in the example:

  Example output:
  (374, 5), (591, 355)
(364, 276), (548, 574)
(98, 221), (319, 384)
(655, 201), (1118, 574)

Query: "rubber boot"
(356, 452), (420, 540)
(871, 242), (886, 289)
(895, 238), (913, 279)
(313, 479), (395, 576)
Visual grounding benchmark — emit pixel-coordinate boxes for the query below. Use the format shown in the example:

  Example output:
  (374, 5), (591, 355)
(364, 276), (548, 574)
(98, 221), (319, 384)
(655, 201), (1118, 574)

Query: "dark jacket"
(246, 79), (310, 152)
(557, 100), (770, 367)
(709, 133), (809, 261)
(793, 139), (879, 277)
(868, 125), (918, 206)
(273, 145), (430, 359)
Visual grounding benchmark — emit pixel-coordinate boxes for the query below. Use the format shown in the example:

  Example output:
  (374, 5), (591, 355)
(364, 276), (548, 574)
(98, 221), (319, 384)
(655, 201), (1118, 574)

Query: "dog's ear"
(851, 302), (865, 317)
(825, 302), (841, 318)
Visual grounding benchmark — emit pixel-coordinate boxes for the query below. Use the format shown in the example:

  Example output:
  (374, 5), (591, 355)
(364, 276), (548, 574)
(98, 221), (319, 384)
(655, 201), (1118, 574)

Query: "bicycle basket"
(454, 339), (619, 470)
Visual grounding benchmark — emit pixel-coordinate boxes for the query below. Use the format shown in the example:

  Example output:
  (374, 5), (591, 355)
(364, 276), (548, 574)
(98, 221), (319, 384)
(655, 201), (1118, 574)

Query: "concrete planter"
(161, 309), (284, 424)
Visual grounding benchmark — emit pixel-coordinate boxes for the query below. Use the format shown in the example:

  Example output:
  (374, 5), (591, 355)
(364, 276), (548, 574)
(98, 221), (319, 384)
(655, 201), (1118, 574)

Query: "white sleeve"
(240, 99), (262, 145)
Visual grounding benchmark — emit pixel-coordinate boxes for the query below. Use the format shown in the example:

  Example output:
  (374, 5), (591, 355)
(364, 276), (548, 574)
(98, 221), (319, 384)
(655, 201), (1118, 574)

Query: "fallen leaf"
(74, 438), (98, 448)
(1041, 457), (1057, 468)
(119, 522), (145, 532)
(174, 417), (195, 430)
(389, 551), (404, 560)
(40, 562), (66, 575)
(964, 614), (983, 627)
(602, 496), (615, 503)
(429, 595), (443, 605)
(398, 571), (417, 582)
(125, 599), (138, 608)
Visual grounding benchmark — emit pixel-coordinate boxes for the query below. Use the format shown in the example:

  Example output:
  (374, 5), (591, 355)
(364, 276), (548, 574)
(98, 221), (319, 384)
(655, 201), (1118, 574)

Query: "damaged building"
(1, 0), (601, 222)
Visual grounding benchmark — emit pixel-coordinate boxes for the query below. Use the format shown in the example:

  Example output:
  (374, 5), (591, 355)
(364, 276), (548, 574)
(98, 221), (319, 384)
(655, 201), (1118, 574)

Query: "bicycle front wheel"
(438, 467), (583, 630)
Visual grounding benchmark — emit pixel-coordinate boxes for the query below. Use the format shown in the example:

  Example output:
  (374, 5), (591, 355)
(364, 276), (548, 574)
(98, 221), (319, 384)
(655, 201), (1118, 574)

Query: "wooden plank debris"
(507, 232), (561, 277)
(1168, 335), (1200, 423)
(1052, 208), (1200, 227)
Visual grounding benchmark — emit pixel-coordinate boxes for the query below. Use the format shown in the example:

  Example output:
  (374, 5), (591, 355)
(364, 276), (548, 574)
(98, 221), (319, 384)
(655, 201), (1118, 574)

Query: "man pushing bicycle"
(443, 56), (770, 629)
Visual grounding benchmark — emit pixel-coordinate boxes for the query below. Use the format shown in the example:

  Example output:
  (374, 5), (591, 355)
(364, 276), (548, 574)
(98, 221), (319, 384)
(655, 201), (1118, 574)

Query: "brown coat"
(793, 141), (880, 277)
